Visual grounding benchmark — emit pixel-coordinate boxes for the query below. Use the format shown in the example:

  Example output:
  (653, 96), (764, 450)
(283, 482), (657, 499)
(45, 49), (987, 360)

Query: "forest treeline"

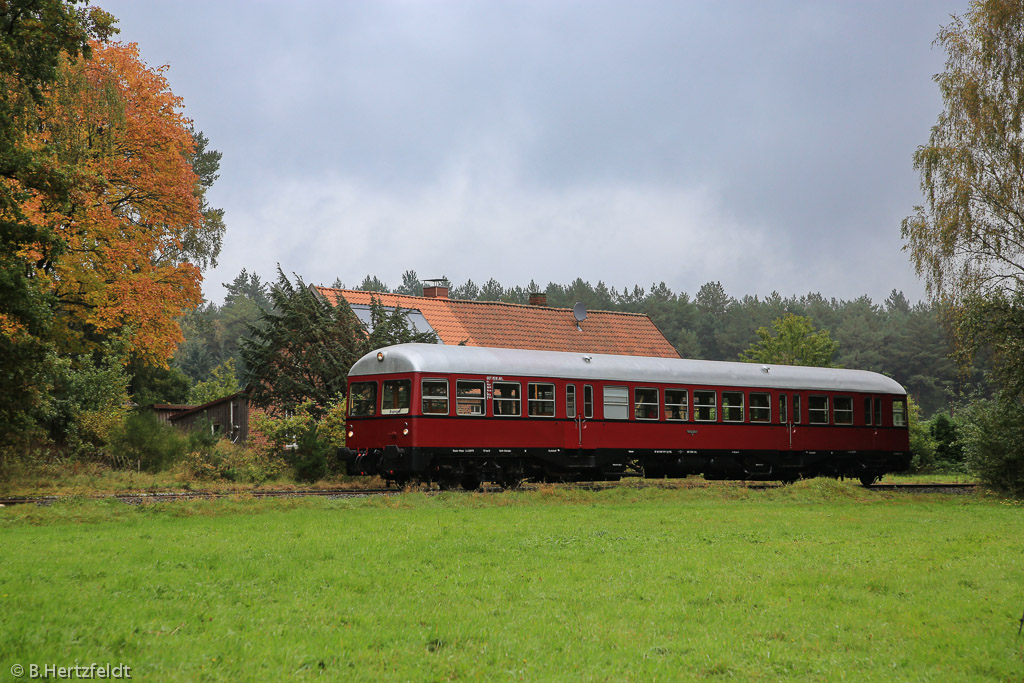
(169, 269), (984, 419)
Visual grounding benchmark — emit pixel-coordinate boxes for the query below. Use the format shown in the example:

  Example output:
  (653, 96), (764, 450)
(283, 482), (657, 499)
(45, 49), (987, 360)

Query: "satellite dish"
(572, 302), (588, 323)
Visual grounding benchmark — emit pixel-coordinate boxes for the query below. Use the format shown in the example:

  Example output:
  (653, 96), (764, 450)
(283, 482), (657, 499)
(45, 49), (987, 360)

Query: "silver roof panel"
(349, 344), (906, 395)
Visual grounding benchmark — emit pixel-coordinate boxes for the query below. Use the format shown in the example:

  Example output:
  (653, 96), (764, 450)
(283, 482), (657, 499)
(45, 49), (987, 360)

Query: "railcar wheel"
(460, 476), (481, 491)
(859, 474), (879, 487)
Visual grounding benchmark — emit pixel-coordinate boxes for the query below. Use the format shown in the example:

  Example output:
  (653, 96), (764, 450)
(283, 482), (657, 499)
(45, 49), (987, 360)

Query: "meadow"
(1, 481), (1022, 681)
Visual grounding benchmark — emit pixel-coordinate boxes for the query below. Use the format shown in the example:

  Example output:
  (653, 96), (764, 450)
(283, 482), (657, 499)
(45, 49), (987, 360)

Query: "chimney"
(528, 292), (547, 307)
(423, 285), (449, 299)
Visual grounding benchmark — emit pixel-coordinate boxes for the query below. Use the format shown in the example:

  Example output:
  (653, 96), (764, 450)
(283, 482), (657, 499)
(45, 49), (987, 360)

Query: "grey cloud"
(102, 0), (967, 303)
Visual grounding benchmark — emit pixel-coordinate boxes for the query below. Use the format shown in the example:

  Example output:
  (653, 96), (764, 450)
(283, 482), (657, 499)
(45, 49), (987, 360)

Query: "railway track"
(864, 482), (977, 492)
(0, 479), (978, 506)
(0, 488), (401, 507)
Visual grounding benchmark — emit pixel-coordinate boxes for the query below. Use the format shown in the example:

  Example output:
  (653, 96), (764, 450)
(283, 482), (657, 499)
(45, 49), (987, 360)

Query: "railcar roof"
(349, 344), (906, 395)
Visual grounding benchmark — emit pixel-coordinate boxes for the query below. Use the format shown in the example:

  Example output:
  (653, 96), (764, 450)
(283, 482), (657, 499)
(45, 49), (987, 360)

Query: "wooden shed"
(167, 392), (250, 443)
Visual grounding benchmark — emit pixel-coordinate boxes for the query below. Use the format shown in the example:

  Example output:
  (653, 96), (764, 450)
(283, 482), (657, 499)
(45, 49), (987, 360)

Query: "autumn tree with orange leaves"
(0, 2), (223, 453)
(32, 40), (218, 364)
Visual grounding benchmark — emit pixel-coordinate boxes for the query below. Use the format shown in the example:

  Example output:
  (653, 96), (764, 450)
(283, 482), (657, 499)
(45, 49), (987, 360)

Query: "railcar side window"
(584, 385), (594, 419)
(528, 383), (555, 417)
(665, 389), (687, 421)
(349, 382), (377, 416)
(893, 399), (907, 427)
(566, 384), (577, 418)
(693, 390), (717, 422)
(874, 398), (883, 426)
(750, 392), (771, 423)
(604, 386), (629, 420)
(634, 388), (659, 420)
(493, 382), (521, 416)
(422, 379), (449, 415)
(381, 380), (411, 415)
(864, 397), (873, 426)
(808, 396), (829, 424)
(833, 396), (853, 425)
(779, 394), (788, 423)
(456, 380), (485, 416)
(722, 391), (744, 422)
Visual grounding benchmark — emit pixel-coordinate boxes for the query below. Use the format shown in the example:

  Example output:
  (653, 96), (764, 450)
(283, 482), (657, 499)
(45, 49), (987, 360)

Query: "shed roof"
(314, 287), (681, 358)
(166, 392), (246, 423)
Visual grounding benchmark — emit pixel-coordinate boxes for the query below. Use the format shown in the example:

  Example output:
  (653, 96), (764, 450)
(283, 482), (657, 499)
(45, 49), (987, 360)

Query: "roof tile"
(315, 287), (680, 358)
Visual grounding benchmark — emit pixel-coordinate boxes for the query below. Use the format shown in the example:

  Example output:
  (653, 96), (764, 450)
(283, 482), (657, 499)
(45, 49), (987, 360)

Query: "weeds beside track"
(0, 478), (978, 506)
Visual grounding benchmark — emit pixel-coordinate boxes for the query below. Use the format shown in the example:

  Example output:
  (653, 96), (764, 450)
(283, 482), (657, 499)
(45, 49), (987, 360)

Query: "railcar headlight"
(347, 429), (354, 438)
(377, 351), (385, 362)
(403, 422), (409, 436)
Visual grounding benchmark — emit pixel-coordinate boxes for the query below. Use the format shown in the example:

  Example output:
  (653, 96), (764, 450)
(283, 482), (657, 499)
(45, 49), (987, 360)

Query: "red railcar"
(342, 344), (910, 488)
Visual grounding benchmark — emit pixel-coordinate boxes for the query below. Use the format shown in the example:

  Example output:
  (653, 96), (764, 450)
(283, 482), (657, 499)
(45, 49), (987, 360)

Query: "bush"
(251, 398), (346, 483)
(106, 411), (188, 472)
(959, 397), (1024, 498)
(44, 351), (130, 458)
(929, 413), (965, 472)
(186, 418), (220, 454)
(907, 396), (936, 472)
(177, 440), (285, 485)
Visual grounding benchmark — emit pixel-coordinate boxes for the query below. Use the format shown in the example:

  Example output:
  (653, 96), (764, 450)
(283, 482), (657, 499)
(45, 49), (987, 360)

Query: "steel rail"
(0, 488), (400, 507)
(0, 480), (978, 506)
(863, 482), (977, 491)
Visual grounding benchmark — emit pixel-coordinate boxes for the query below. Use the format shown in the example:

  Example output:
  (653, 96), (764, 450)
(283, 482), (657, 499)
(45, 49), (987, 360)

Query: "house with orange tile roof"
(160, 283), (680, 445)
(313, 283), (681, 359)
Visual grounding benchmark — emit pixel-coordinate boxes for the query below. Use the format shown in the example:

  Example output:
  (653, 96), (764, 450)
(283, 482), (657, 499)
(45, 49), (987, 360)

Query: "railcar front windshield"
(381, 379), (411, 415)
(349, 382), (377, 416)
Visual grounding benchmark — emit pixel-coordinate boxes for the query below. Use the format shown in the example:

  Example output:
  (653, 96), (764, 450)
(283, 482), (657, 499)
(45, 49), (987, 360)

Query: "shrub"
(318, 396), (347, 448)
(227, 447), (286, 485)
(186, 418), (220, 454)
(44, 351), (130, 458)
(289, 424), (330, 483)
(179, 449), (224, 482)
(929, 413), (965, 472)
(177, 440), (285, 485)
(106, 411), (188, 472)
(959, 397), (1024, 498)
(251, 397), (346, 483)
(907, 396), (936, 472)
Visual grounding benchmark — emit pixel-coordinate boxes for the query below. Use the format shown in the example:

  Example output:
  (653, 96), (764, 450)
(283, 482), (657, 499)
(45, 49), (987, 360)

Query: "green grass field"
(1, 481), (1022, 681)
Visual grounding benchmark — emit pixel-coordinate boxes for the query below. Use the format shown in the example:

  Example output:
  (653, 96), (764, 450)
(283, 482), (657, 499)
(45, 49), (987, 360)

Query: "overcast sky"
(99, 0), (967, 305)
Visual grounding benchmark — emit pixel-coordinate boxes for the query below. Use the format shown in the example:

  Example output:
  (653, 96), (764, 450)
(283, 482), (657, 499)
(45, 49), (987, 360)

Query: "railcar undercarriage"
(342, 446), (911, 490)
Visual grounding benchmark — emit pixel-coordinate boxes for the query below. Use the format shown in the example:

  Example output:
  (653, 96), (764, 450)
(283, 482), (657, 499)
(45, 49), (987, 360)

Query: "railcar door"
(564, 383), (593, 450)
(780, 393), (804, 451)
(867, 395), (882, 450)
